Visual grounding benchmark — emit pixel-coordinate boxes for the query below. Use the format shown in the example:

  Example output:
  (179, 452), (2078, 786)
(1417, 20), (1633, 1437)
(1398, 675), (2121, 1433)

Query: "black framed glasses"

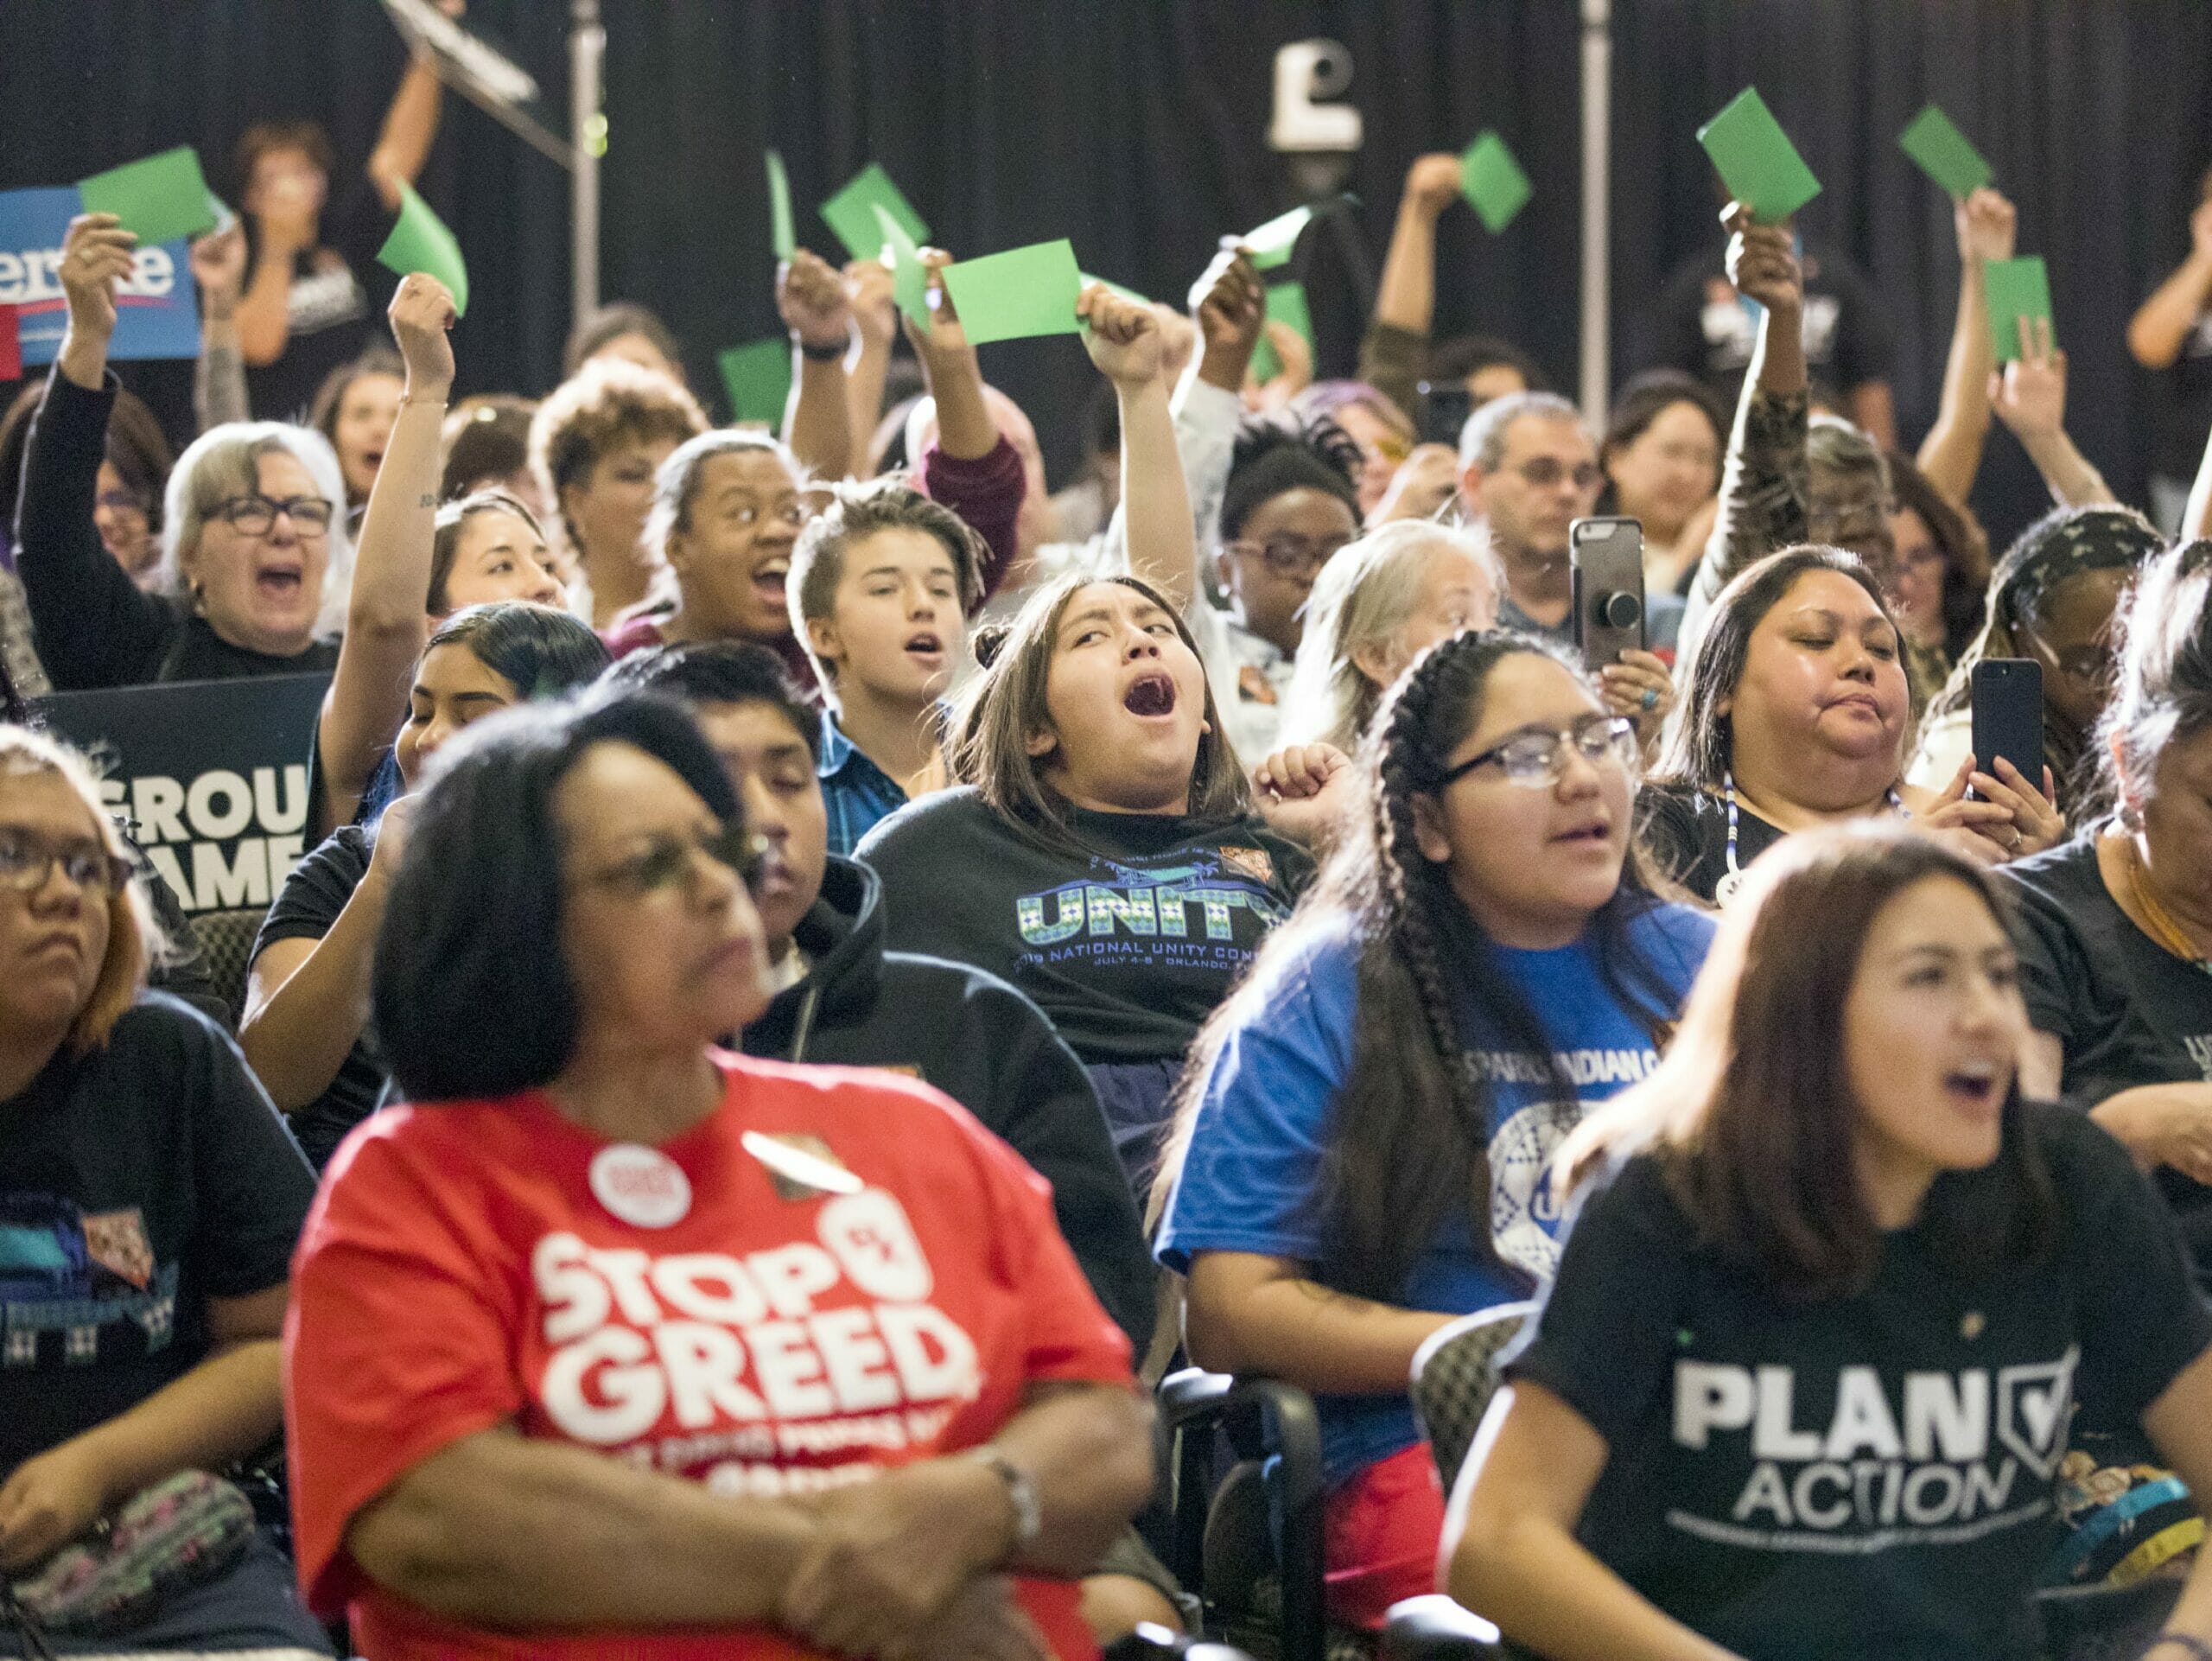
(575, 824), (767, 901)
(1228, 533), (1354, 581)
(215, 495), (334, 537)
(1436, 714), (1638, 790)
(1510, 458), (1603, 492)
(0, 829), (137, 898)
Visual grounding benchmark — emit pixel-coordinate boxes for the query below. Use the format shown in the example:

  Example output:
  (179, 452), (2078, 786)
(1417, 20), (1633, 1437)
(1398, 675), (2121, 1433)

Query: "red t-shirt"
(283, 1052), (1135, 1660)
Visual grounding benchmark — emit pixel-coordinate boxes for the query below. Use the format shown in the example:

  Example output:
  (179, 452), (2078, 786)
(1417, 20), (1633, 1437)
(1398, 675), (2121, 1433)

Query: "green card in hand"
(1984, 257), (2054, 362)
(1243, 205), (1314, 271)
(1249, 282), (1314, 384)
(1897, 105), (1993, 200)
(820, 163), (930, 264)
(718, 339), (792, 426)
(874, 205), (930, 333)
(940, 239), (1083, 346)
(766, 150), (796, 262)
(1080, 272), (1149, 308)
(1697, 88), (1821, 225)
(78, 147), (219, 247)
(377, 182), (469, 315)
(1459, 130), (1532, 233)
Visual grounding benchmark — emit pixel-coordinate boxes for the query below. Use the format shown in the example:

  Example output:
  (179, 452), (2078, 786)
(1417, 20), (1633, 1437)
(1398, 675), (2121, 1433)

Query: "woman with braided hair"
(1152, 627), (1713, 1631)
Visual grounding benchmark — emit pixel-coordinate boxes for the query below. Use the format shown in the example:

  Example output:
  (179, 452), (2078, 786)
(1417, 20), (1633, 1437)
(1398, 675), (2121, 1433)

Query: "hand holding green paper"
(766, 150), (796, 262)
(1249, 283), (1313, 385)
(1898, 105), (1993, 201)
(377, 182), (469, 317)
(1984, 257), (2054, 363)
(1459, 131), (1532, 233)
(873, 206), (930, 333)
(77, 147), (218, 248)
(819, 163), (929, 264)
(1243, 206), (1313, 271)
(1698, 88), (1821, 225)
(939, 239), (1083, 346)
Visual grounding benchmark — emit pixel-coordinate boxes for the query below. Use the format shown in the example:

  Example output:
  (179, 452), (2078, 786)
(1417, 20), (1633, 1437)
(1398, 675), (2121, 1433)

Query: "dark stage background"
(5, 1), (2210, 547)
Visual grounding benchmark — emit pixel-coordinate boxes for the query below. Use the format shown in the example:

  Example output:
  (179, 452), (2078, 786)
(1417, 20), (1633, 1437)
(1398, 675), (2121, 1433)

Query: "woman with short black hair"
(1451, 827), (2212, 1661)
(285, 690), (1154, 1661)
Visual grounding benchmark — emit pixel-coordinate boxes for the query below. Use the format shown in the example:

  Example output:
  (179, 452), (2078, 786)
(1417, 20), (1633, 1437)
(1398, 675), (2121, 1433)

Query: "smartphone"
(1968, 659), (2044, 800)
(1569, 517), (1647, 671)
(1417, 380), (1473, 449)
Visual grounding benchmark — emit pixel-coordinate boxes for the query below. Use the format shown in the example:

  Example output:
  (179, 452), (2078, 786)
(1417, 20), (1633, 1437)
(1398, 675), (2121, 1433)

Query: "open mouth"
(1942, 1063), (2004, 1111)
(904, 631), (944, 661)
(753, 559), (789, 605)
(1123, 672), (1178, 718)
(363, 449), (385, 474)
(255, 564), (304, 601)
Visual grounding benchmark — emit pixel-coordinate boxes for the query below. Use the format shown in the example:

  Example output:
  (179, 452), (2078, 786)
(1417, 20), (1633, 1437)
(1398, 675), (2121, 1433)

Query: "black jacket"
(743, 857), (1156, 1349)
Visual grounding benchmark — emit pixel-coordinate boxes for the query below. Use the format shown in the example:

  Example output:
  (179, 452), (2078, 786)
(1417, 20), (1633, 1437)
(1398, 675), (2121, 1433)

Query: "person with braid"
(1151, 628), (1713, 1632)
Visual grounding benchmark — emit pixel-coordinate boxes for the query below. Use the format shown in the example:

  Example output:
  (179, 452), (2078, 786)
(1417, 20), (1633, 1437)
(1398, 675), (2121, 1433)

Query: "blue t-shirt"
(1155, 899), (1714, 1482)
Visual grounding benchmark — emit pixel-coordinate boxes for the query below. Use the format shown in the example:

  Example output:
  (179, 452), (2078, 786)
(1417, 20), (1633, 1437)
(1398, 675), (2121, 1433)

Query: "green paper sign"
(376, 182), (470, 316)
(940, 239), (1083, 346)
(874, 205), (930, 333)
(1697, 87), (1821, 225)
(1897, 105), (1993, 200)
(718, 338), (792, 426)
(1984, 256), (2054, 362)
(766, 150), (795, 262)
(1250, 282), (1314, 384)
(820, 163), (929, 264)
(78, 147), (219, 247)
(1243, 205), (1314, 270)
(1459, 130), (1532, 233)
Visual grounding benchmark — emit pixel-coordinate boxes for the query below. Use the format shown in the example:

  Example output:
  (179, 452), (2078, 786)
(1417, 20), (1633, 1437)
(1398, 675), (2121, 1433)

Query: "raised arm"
(16, 214), (177, 689)
(365, 3), (456, 214)
(775, 249), (855, 480)
(1080, 286), (1194, 611)
(1988, 317), (2115, 509)
(1682, 207), (1809, 636)
(1915, 189), (2015, 503)
(190, 220), (251, 430)
(910, 251), (1028, 595)
(2127, 196), (2212, 371)
(1360, 153), (1464, 420)
(844, 257), (897, 478)
(315, 276), (454, 830)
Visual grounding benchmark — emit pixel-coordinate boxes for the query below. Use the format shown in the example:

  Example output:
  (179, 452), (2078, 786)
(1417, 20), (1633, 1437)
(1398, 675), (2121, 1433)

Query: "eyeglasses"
(214, 495), (334, 537)
(1436, 714), (1638, 790)
(1510, 458), (1604, 492)
(0, 829), (137, 898)
(575, 823), (767, 901)
(1228, 533), (1354, 581)
(95, 489), (149, 518)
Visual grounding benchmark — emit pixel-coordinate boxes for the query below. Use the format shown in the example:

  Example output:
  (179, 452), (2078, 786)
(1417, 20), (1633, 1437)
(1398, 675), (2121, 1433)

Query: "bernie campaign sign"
(0, 188), (203, 366)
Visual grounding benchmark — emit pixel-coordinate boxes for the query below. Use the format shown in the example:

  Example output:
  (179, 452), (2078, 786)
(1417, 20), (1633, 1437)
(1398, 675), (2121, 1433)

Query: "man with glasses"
(1456, 391), (1610, 647)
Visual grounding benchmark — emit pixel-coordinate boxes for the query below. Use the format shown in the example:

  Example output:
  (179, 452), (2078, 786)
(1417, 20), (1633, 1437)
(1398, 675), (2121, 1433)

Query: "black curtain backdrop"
(5, 0), (2209, 547)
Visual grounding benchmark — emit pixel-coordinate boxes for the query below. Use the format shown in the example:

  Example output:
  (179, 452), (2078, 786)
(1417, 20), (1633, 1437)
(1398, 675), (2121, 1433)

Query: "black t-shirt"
(1637, 782), (1785, 906)
(1649, 239), (1897, 416)
(2149, 306), (2212, 484)
(251, 824), (385, 1170)
(0, 993), (315, 1475)
(242, 181), (392, 424)
(1999, 835), (2212, 1281)
(855, 786), (1313, 1066)
(1507, 1104), (2212, 1661)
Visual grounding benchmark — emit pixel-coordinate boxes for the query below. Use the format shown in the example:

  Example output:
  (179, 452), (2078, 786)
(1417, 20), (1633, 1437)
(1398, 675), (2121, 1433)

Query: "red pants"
(1322, 1441), (1447, 1631)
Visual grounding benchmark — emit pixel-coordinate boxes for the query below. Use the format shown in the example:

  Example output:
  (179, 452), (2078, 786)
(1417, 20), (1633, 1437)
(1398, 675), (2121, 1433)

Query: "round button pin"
(589, 1143), (692, 1229)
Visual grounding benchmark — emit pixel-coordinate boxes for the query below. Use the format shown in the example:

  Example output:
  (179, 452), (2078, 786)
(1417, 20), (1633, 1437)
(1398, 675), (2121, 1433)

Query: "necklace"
(2124, 843), (2212, 977)
(1715, 771), (1907, 907)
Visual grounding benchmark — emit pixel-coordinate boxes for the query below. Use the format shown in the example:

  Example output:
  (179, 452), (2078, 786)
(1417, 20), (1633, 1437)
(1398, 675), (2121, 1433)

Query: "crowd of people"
(8, 80), (2212, 1661)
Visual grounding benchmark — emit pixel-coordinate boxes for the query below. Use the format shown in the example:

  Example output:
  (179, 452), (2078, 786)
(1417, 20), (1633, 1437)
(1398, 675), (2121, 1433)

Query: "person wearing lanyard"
(1639, 544), (2062, 906)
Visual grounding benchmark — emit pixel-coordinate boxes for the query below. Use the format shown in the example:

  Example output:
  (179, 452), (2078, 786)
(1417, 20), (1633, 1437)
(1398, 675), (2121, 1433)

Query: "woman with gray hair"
(17, 215), (353, 690)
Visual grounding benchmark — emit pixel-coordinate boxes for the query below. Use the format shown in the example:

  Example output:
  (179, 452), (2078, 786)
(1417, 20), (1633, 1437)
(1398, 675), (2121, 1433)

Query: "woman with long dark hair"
(1154, 628), (1712, 1631)
(1449, 827), (2212, 1661)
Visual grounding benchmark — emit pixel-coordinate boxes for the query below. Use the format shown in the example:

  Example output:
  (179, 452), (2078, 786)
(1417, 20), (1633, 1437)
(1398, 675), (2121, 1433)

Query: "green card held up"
(1897, 105), (1993, 200)
(1243, 205), (1313, 271)
(78, 147), (219, 247)
(1460, 130), (1532, 233)
(1984, 257), (2053, 362)
(1080, 272), (1149, 308)
(718, 339), (791, 426)
(820, 163), (929, 264)
(1250, 282), (1314, 384)
(376, 182), (470, 316)
(874, 205), (930, 332)
(1697, 87), (1821, 225)
(766, 150), (795, 261)
(940, 239), (1083, 346)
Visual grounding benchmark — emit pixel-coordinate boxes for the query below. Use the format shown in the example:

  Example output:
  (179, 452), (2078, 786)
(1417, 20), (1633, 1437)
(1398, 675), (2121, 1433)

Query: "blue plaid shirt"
(818, 711), (912, 856)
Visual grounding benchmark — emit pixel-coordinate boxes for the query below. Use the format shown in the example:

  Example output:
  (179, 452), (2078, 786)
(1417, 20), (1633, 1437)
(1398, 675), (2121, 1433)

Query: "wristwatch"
(797, 335), (847, 360)
(962, 1446), (1042, 1553)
